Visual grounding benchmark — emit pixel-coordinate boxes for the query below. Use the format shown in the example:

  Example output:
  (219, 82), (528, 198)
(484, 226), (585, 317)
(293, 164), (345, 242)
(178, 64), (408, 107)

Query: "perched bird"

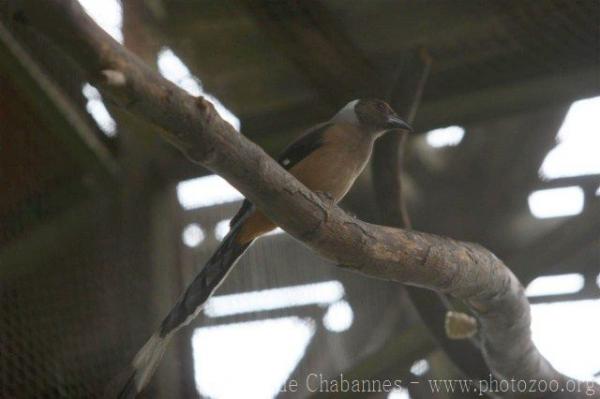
(118, 98), (411, 397)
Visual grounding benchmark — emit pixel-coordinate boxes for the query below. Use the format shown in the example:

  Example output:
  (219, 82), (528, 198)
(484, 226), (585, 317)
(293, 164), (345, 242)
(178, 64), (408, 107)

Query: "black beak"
(386, 115), (412, 132)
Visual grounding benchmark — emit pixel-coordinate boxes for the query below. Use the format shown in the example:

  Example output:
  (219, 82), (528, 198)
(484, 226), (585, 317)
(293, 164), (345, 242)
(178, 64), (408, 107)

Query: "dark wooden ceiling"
(158, 0), (599, 150)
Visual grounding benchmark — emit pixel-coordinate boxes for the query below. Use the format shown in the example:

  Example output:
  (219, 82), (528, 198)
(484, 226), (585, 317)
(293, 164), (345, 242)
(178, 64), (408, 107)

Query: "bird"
(117, 98), (411, 397)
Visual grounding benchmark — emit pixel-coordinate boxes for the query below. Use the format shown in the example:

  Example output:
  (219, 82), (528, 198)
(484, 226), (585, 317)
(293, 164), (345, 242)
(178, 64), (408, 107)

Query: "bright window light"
(410, 359), (430, 376)
(596, 273), (600, 289)
(157, 48), (240, 130)
(204, 280), (345, 318)
(531, 299), (600, 381)
(81, 83), (117, 136)
(426, 126), (465, 148)
(322, 300), (354, 332)
(526, 273), (584, 297)
(214, 219), (231, 241)
(182, 223), (205, 248)
(176, 175), (243, 210)
(540, 96), (600, 179)
(596, 185), (600, 196)
(192, 317), (315, 399)
(528, 186), (584, 219)
(78, 0), (123, 43)
(157, 47), (202, 96)
(388, 387), (410, 399)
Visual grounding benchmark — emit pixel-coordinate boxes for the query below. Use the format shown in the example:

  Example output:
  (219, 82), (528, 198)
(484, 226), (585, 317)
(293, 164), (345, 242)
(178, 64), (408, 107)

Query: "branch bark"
(374, 48), (497, 382)
(7, 1), (599, 396)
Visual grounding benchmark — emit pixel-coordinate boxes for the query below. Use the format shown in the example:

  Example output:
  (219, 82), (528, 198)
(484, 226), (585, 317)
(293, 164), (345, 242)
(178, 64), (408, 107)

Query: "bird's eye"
(376, 102), (387, 113)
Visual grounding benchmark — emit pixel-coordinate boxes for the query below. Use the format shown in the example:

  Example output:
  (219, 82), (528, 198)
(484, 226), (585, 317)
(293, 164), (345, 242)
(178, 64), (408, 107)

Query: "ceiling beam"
(244, 0), (381, 107)
(415, 67), (599, 132)
(509, 198), (600, 284)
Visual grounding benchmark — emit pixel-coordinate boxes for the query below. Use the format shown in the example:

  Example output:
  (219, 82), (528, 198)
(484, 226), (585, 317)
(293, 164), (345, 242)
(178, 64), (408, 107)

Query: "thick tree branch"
(374, 49), (497, 382)
(7, 1), (599, 396)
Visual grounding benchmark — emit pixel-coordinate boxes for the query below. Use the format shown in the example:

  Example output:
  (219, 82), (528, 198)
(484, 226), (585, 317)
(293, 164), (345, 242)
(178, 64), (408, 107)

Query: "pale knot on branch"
(445, 310), (478, 339)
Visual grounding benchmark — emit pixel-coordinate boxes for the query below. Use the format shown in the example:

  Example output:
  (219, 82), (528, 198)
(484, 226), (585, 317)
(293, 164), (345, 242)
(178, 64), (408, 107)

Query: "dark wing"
(276, 122), (330, 170)
(230, 122), (331, 228)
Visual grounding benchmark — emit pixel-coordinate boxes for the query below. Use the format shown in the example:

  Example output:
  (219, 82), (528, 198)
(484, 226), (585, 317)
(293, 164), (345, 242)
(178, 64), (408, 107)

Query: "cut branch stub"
(445, 311), (478, 340)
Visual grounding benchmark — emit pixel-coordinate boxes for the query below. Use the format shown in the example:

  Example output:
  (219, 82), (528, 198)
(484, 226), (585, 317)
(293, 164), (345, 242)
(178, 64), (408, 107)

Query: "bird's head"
(332, 98), (412, 136)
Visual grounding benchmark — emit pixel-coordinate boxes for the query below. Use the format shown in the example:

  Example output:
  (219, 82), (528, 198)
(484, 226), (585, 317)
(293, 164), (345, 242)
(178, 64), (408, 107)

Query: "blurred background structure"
(0, 1), (599, 398)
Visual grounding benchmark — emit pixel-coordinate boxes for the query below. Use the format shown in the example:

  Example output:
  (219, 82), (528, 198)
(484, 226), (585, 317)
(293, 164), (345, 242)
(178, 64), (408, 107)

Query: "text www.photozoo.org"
(280, 374), (599, 396)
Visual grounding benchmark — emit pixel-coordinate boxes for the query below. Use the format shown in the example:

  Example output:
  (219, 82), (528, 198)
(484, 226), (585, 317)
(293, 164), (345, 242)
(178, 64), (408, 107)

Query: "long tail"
(117, 226), (252, 398)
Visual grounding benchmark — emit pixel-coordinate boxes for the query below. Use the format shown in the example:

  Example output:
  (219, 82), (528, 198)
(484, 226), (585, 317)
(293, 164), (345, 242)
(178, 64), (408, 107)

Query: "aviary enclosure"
(1, 1), (599, 398)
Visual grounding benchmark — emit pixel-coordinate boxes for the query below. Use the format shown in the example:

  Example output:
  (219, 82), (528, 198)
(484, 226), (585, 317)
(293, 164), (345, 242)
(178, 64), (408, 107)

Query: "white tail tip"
(131, 333), (171, 392)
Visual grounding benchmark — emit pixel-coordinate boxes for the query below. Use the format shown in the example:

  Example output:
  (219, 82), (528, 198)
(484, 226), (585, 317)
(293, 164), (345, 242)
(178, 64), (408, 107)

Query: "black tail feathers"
(160, 228), (251, 335)
(116, 226), (252, 397)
